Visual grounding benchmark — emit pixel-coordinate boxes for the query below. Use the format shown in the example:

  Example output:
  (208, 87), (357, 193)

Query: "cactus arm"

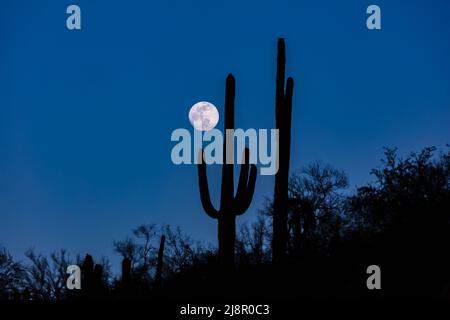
(235, 148), (257, 215)
(235, 148), (250, 198)
(198, 150), (220, 219)
(235, 163), (257, 215)
(284, 77), (294, 128)
(282, 76), (294, 169)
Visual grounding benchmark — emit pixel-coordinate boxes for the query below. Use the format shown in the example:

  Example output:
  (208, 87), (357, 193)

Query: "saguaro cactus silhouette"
(82, 254), (94, 292)
(154, 234), (166, 290)
(272, 38), (294, 263)
(82, 254), (104, 297)
(121, 257), (131, 286)
(198, 74), (257, 269)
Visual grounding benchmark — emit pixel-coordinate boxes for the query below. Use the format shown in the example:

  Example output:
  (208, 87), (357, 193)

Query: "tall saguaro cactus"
(272, 39), (294, 263)
(198, 74), (257, 269)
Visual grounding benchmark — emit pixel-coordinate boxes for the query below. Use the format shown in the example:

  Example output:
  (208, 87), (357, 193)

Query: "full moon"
(188, 101), (219, 131)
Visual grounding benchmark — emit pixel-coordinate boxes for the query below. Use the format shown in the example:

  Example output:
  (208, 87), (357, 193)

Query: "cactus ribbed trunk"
(272, 38), (294, 264)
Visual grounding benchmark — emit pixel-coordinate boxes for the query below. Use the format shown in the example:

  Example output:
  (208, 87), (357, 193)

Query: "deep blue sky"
(1, 0), (449, 267)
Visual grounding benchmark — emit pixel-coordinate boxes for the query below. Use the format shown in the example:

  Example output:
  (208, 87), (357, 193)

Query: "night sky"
(1, 0), (449, 268)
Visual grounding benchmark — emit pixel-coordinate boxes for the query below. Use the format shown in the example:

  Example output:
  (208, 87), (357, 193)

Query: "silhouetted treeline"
(1, 146), (449, 300)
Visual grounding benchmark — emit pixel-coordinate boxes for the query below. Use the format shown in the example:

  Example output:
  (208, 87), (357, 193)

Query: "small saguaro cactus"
(82, 254), (94, 292)
(154, 234), (166, 290)
(198, 74), (257, 269)
(121, 257), (131, 285)
(81, 254), (104, 297)
(272, 38), (294, 264)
